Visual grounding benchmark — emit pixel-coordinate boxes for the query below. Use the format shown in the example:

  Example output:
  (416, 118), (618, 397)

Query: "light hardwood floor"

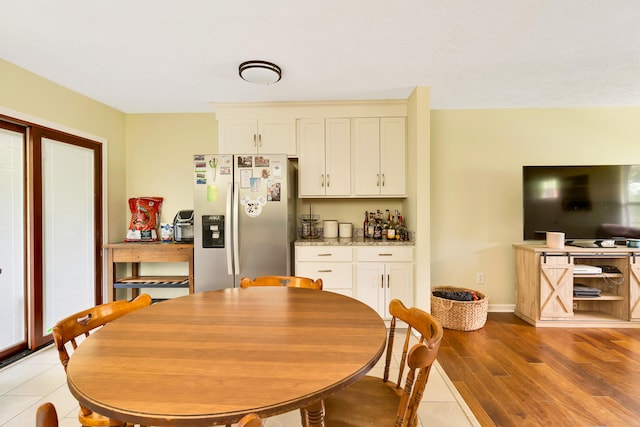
(437, 313), (640, 427)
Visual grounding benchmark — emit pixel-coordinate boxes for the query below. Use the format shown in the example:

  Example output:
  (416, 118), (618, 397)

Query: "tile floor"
(0, 344), (480, 427)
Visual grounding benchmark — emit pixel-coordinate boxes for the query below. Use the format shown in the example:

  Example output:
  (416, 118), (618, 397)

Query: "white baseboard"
(488, 304), (515, 312)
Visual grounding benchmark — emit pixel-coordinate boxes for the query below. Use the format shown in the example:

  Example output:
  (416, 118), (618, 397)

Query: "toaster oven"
(173, 210), (194, 242)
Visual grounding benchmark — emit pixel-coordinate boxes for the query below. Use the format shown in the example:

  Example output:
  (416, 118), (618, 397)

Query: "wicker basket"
(431, 286), (488, 331)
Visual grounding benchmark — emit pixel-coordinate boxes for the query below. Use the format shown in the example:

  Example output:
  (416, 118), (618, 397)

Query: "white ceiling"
(2, 0), (640, 113)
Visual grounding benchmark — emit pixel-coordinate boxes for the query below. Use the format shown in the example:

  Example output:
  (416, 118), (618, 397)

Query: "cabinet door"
(219, 120), (259, 154)
(353, 118), (381, 196)
(539, 255), (573, 319)
(385, 262), (413, 318)
(258, 119), (296, 156)
(325, 118), (351, 196)
(297, 119), (326, 196)
(630, 256), (640, 320)
(355, 262), (385, 316)
(379, 117), (406, 196)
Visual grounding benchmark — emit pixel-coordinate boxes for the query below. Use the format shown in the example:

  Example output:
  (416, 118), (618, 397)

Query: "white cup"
(546, 232), (565, 249)
(339, 222), (353, 238)
(323, 220), (338, 238)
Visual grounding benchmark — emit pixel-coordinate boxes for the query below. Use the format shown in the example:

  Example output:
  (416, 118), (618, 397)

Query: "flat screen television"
(522, 165), (640, 241)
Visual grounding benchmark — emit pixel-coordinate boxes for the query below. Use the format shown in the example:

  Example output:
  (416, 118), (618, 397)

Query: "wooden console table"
(513, 243), (640, 327)
(104, 242), (194, 302)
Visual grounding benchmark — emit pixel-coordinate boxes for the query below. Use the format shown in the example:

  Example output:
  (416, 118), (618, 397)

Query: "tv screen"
(522, 165), (640, 241)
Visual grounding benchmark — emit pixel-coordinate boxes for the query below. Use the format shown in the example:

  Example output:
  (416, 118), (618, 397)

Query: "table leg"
(304, 400), (325, 427)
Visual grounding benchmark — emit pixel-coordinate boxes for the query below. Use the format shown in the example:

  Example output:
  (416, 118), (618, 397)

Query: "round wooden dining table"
(65, 287), (387, 426)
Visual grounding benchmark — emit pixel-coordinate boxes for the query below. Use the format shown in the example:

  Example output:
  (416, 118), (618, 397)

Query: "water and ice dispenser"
(202, 215), (225, 248)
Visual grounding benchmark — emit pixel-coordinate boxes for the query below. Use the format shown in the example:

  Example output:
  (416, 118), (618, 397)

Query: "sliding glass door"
(0, 117), (103, 358)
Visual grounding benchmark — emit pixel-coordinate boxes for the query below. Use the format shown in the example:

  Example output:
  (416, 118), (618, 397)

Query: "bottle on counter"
(387, 215), (396, 240)
(373, 216), (383, 240)
(367, 212), (375, 238)
(363, 211), (369, 238)
(396, 215), (407, 241)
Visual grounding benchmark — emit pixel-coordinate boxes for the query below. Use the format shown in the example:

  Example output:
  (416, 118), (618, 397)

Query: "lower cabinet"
(355, 246), (414, 319)
(295, 244), (415, 317)
(295, 246), (354, 296)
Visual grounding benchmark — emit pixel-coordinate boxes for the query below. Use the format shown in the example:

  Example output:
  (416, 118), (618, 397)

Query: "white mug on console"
(546, 231), (565, 249)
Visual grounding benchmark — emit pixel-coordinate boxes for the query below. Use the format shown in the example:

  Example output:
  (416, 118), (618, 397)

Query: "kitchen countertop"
(295, 237), (414, 246)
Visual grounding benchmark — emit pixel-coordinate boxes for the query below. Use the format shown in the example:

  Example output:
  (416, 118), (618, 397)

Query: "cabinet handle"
(326, 174), (330, 187)
(321, 174), (325, 187)
(382, 174), (385, 187)
(376, 174), (380, 187)
(318, 269), (333, 273)
(258, 133), (262, 147)
(317, 253), (332, 257)
(387, 273), (390, 288)
(253, 134), (257, 147)
(381, 274), (384, 288)
(378, 253), (393, 257)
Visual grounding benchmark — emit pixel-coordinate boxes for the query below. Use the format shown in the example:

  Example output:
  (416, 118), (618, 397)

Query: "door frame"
(29, 126), (103, 348)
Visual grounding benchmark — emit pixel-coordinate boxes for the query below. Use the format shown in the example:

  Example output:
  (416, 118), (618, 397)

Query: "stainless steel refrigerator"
(193, 154), (297, 291)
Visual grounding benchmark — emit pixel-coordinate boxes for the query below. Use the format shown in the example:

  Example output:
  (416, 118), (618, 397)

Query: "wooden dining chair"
(240, 275), (323, 290)
(236, 413), (264, 427)
(51, 294), (152, 427)
(314, 299), (444, 427)
(241, 274), (322, 426)
(36, 402), (58, 427)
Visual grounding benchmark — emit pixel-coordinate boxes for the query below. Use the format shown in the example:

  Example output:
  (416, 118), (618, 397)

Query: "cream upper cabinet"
(298, 118), (351, 197)
(218, 118), (296, 156)
(353, 117), (406, 197)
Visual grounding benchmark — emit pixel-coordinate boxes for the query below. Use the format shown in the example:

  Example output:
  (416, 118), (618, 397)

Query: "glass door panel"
(42, 138), (95, 335)
(0, 127), (26, 356)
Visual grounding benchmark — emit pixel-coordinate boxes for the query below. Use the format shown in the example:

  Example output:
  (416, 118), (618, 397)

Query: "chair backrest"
(52, 294), (152, 370)
(240, 275), (323, 290)
(36, 402), (58, 427)
(237, 413), (264, 427)
(384, 299), (444, 427)
(51, 294), (152, 426)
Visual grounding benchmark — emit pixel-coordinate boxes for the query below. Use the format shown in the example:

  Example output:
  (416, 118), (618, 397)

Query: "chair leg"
(299, 407), (308, 427)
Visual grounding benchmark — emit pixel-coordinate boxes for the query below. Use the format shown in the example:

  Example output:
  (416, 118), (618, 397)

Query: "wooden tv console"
(513, 243), (640, 327)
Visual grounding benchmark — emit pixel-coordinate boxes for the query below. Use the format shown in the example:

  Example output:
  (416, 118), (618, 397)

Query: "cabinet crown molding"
(212, 100), (407, 120)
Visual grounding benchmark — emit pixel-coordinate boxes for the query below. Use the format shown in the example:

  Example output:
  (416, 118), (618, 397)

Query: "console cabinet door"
(630, 256), (640, 320)
(539, 255), (573, 319)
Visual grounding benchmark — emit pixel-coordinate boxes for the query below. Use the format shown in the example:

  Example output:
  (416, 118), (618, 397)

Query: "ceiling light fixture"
(239, 60), (282, 85)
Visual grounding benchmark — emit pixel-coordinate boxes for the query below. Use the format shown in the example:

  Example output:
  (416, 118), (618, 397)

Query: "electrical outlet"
(476, 273), (484, 284)
(573, 302), (578, 310)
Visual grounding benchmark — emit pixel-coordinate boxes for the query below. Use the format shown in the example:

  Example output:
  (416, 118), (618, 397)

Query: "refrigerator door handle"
(225, 181), (233, 275)
(232, 181), (240, 274)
